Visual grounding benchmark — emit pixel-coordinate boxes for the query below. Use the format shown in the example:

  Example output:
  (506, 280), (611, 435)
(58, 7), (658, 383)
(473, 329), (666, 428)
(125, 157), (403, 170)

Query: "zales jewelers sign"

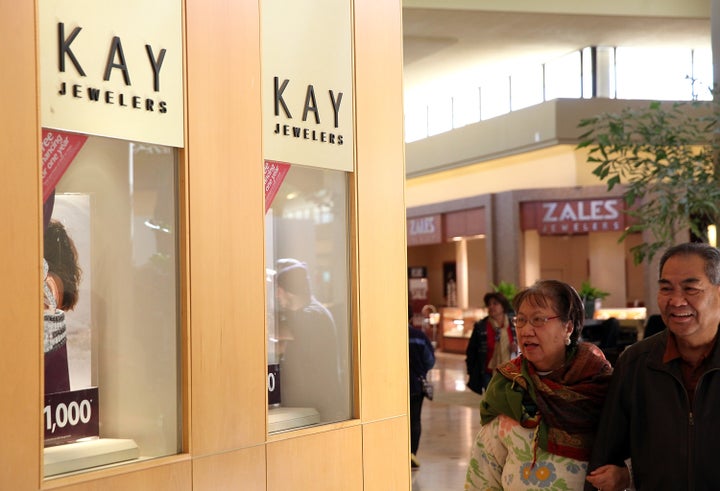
(521, 199), (626, 235)
(40, 0), (184, 147)
(261, 0), (354, 171)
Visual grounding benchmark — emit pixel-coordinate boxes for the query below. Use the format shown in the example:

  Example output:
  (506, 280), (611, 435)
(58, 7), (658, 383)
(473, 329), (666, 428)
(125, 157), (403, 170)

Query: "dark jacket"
(587, 330), (720, 490)
(465, 316), (515, 394)
(409, 325), (435, 396)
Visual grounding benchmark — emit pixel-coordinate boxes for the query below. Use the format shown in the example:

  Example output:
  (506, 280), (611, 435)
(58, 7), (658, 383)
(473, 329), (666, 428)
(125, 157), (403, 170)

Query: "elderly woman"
(465, 280), (613, 491)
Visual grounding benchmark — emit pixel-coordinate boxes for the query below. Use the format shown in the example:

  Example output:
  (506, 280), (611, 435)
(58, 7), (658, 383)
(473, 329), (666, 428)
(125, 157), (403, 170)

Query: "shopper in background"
(642, 313), (666, 338)
(466, 280), (613, 490)
(587, 242), (720, 491)
(465, 292), (517, 394)
(275, 258), (345, 422)
(409, 306), (435, 470)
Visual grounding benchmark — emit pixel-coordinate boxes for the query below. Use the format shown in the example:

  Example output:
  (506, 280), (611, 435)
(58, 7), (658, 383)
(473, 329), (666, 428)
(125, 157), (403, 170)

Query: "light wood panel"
(354, 0), (409, 422)
(1, 0), (410, 488)
(267, 427), (363, 491)
(362, 418), (411, 491)
(0, 0), (42, 489)
(44, 460), (191, 491)
(193, 446), (265, 491)
(185, 0), (267, 455)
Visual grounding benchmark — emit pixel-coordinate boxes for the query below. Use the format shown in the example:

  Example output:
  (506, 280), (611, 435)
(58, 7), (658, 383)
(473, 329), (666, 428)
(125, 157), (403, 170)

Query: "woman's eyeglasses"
(514, 315), (561, 328)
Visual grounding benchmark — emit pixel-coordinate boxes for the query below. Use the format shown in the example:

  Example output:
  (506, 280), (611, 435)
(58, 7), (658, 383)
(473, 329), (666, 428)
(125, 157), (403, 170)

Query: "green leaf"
(576, 94), (720, 264)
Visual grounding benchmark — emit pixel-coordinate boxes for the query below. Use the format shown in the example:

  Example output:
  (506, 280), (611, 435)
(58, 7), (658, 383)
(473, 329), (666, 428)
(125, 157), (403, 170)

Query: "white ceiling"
(402, 6), (711, 94)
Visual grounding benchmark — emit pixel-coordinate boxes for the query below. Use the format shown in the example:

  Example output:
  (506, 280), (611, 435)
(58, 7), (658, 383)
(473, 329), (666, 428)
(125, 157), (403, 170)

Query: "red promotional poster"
(42, 129), (88, 202)
(264, 160), (291, 213)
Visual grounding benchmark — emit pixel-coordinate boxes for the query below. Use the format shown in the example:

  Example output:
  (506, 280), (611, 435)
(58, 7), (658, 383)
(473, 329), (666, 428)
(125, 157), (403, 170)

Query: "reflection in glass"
(42, 134), (180, 476)
(265, 163), (352, 431)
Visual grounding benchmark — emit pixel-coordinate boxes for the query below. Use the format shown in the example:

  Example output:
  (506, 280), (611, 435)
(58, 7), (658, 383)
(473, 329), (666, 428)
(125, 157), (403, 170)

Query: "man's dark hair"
(658, 242), (720, 285)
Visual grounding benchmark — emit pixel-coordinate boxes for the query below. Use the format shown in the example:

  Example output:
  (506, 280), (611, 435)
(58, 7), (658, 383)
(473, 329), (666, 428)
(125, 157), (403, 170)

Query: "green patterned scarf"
(480, 342), (612, 461)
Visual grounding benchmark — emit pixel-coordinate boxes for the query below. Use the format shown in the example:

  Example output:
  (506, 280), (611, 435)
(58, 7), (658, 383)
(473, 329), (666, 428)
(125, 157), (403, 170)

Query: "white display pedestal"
(44, 438), (139, 476)
(268, 407), (321, 433)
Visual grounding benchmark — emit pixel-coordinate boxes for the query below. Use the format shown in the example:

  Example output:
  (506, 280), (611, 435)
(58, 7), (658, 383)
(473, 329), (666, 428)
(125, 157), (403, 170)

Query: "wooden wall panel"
(267, 427), (363, 491)
(0, 0), (42, 489)
(354, 0), (409, 423)
(362, 418), (410, 491)
(185, 0), (267, 455)
(44, 460), (191, 491)
(193, 446), (265, 491)
(1, 0), (409, 488)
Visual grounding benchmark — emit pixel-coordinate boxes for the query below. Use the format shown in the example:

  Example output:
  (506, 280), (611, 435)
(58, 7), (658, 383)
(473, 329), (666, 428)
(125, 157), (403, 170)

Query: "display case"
(439, 307), (487, 354)
(264, 162), (353, 432)
(42, 132), (181, 477)
(594, 307), (647, 341)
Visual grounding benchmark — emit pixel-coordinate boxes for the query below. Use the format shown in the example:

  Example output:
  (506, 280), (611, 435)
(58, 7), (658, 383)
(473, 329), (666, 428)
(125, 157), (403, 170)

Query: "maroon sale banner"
(42, 129), (88, 202)
(264, 160), (291, 213)
(44, 387), (99, 447)
(268, 363), (281, 406)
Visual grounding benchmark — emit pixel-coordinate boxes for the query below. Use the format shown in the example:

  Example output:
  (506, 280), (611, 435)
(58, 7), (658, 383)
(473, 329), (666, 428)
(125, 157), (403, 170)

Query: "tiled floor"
(412, 351), (482, 491)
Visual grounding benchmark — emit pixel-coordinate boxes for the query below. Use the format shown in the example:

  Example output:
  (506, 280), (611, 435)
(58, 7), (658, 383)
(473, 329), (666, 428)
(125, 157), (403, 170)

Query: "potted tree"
(577, 99), (720, 265)
(578, 281), (610, 319)
(492, 280), (518, 303)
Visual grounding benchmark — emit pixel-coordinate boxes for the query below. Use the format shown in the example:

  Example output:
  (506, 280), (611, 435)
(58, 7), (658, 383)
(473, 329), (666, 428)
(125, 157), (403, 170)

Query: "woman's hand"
(585, 464), (631, 491)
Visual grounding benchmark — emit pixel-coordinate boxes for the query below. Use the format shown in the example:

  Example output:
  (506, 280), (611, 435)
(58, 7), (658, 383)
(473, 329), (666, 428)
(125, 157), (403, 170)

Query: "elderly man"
(587, 242), (720, 491)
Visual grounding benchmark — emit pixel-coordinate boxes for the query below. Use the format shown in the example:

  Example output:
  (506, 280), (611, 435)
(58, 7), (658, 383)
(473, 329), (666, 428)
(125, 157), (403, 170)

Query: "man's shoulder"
(616, 330), (666, 365)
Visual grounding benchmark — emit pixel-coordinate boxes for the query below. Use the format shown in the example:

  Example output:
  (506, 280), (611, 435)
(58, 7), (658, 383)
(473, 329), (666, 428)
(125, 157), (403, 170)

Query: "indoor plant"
(492, 280), (519, 303)
(577, 98), (720, 264)
(578, 281), (610, 319)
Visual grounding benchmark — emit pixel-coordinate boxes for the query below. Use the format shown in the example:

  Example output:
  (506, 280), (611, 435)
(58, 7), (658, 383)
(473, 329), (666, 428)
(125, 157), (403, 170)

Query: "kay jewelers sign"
(261, 0), (354, 172)
(40, 0), (184, 147)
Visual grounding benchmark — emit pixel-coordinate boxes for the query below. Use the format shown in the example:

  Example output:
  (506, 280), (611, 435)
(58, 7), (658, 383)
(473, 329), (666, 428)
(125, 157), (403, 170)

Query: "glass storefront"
(264, 162), (352, 432)
(42, 133), (180, 476)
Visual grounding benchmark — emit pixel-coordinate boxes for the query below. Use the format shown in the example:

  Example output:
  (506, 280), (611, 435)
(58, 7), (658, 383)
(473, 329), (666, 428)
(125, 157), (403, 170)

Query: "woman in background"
(466, 292), (516, 394)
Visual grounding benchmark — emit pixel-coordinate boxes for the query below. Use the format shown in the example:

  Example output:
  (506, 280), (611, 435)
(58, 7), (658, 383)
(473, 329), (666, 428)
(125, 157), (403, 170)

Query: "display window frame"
(263, 161), (358, 435)
(40, 131), (188, 480)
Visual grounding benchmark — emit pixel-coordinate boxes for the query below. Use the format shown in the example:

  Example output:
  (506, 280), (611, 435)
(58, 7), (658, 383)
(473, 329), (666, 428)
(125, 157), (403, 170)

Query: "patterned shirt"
(465, 415), (588, 491)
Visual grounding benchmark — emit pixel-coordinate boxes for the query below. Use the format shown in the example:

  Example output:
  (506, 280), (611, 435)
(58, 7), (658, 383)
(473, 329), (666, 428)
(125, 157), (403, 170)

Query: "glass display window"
(264, 161), (352, 432)
(42, 131), (180, 477)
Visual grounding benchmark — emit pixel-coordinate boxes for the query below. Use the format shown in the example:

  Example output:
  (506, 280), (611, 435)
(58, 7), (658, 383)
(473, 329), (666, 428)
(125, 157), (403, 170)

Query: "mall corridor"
(411, 351), (483, 491)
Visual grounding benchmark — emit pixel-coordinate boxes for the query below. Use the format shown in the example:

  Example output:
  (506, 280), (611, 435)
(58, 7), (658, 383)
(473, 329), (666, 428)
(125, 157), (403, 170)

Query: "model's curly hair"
(44, 220), (82, 311)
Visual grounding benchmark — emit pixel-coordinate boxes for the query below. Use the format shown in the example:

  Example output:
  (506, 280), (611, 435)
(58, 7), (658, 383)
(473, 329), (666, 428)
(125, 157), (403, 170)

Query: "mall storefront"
(407, 185), (648, 353)
(1, 0), (409, 490)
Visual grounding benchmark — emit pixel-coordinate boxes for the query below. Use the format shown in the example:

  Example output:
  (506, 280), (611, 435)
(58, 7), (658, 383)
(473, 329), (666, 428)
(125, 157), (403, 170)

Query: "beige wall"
(540, 235), (590, 290)
(406, 145), (585, 208)
(466, 238), (488, 306)
(0, 0), (409, 489)
(589, 232), (627, 308)
(407, 242), (456, 307)
(625, 234), (646, 306)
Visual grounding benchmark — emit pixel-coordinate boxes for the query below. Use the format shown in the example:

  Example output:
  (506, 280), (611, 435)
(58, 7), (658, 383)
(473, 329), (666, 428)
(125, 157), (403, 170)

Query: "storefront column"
(456, 239), (469, 308)
(588, 232), (625, 308)
(712, 0), (720, 91)
(522, 230), (541, 287)
(492, 192), (521, 288)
